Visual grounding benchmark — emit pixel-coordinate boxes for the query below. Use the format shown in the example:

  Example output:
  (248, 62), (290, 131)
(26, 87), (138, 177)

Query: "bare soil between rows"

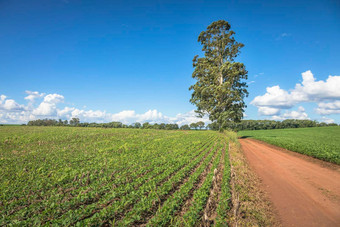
(240, 138), (340, 227)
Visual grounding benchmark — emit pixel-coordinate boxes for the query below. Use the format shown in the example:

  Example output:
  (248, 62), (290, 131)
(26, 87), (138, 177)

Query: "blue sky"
(0, 0), (340, 124)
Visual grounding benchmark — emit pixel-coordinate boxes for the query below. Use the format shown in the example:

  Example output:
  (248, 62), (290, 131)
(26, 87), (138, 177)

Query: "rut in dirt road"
(240, 138), (340, 227)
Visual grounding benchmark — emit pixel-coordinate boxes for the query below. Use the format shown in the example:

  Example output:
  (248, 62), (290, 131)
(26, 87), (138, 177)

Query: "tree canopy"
(190, 20), (248, 129)
(25, 118), (338, 130)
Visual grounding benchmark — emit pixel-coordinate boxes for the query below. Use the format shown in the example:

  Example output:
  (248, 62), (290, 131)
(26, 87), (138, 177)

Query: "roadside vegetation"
(226, 133), (281, 226)
(238, 126), (340, 164)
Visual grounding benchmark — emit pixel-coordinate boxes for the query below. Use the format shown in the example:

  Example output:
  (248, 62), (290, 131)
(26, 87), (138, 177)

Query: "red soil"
(240, 138), (340, 227)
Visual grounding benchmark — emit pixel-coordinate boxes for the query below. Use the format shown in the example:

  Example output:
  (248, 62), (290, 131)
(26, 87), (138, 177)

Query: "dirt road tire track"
(240, 138), (340, 227)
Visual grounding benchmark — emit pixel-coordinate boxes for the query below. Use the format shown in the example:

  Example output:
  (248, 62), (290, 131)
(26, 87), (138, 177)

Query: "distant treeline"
(25, 118), (206, 130)
(207, 119), (338, 131)
(23, 118), (338, 131)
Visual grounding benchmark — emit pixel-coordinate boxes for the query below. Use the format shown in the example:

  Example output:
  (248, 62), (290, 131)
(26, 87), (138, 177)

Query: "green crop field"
(0, 126), (231, 226)
(238, 126), (340, 165)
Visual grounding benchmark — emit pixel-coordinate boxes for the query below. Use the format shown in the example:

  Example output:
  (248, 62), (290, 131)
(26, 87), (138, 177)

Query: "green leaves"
(1, 126), (230, 226)
(190, 20), (248, 129)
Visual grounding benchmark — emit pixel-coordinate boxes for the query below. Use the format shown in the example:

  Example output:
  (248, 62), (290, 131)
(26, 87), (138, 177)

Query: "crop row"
(0, 127), (232, 226)
(148, 139), (224, 226)
(4, 140), (211, 225)
(78, 137), (219, 226)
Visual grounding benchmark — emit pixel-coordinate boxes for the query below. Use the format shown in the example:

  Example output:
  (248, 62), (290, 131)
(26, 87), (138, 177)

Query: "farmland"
(238, 126), (340, 165)
(0, 126), (231, 226)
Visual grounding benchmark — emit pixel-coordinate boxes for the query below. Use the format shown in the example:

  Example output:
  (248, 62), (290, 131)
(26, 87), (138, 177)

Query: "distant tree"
(152, 123), (160, 129)
(89, 122), (97, 127)
(58, 119), (63, 126)
(197, 121), (205, 130)
(142, 122), (151, 129)
(132, 122), (141, 128)
(81, 122), (89, 127)
(69, 118), (80, 126)
(190, 123), (198, 130)
(159, 123), (166, 130)
(63, 120), (68, 125)
(180, 124), (190, 130)
(164, 124), (178, 130)
(110, 122), (123, 128)
(189, 20), (248, 130)
(207, 122), (219, 130)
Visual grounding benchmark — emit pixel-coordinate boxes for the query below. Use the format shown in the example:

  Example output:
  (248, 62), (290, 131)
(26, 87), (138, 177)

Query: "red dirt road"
(240, 138), (340, 227)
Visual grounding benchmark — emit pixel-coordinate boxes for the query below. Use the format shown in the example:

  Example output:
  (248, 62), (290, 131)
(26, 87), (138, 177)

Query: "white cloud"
(24, 91), (45, 102)
(72, 109), (109, 123)
(320, 116), (335, 124)
(136, 109), (165, 123)
(252, 85), (295, 109)
(43, 94), (64, 104)
(0, 96), (25, 111)
(270, 106), (309, 121)
(57, 106), (75, 118)
(0, 91), (209, 125)
(315, 101), (340, 115)
(3, 99), (24, 111)
(294, 70), (340, 100)
(252, 70), (340, 118)
(0, 95), (6, 103)
(282, 108), (309, 120)
(258, 106), (281, 116)
(32, 94), (64, 116)
(169, 110), (210, 126)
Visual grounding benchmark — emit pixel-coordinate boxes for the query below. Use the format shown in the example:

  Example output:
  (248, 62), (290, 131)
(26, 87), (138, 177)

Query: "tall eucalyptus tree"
(190, 20), (248, 129)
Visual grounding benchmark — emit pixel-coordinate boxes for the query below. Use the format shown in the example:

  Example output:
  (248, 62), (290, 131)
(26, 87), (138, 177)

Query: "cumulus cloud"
(252, 85), (295, 109)
(43, 94), (64, 104)
(0, 91), (209, 125)
(0, 95), (6, 102)
(295, 70), (340, 100)
(271, 106), (309, 121)
(169, 110), (210, 126)
(33, 94), (64, 116)
(24, 91), (45, 102)
(281, 106), (309, 120)
(0, 95), (25, 111)
(258, 106), (281, 116)
(252, 70), (340, 118)
(320, 116), (335, 124)
(315, 101), (340, 115)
